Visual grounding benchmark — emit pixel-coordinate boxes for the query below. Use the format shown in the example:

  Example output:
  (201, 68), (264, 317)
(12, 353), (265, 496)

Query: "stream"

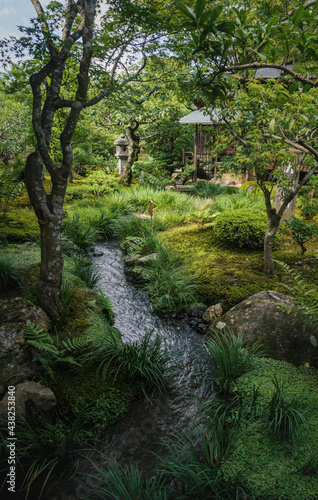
(47, 240), (214, 499)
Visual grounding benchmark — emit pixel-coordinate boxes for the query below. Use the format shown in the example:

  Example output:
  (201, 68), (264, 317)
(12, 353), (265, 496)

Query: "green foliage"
(300, 199), (318, 220)
(240, 181), (276, 200)
(90, 456), (168, 500)
(65, 172), (121, 201)
(72, 254), (103, 288)
(63, 213), (101, 249)
(0, 255), (24, 290)
(133, 156), (171, 189)
(140, 245), (198, 313)
(190, 180), (235, 198)
(280, 216), (318, 259)
(85, 330), (171, 397)
(159, 401), (254, 499)
(205, 329), (263, 392)
(268, 375), (313, 440)
(214, 208), (269, 249)
(0, 164), (24, 213)
(97, 286), (115, 324)
(275, 260), (318, 324)
(24, 322), (87, 379)
(212, 191), (266, 213)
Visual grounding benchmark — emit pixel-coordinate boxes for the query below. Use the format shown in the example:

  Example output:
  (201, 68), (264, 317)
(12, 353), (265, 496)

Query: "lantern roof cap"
(114, 134), (129, 146)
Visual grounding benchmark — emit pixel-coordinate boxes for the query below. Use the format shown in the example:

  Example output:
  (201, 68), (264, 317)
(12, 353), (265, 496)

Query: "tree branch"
(30, 0), (58, 58)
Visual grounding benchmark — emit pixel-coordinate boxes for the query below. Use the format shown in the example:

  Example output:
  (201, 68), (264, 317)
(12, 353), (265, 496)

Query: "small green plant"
(24, 322), (88, 378)
(214, 208), (270, 249)
(267, 375), (313, 440)
(205, 329), (263, 392)
(86, 330), (171, 397)
(191, 180), (234, 198)
(275, 260), (318, 324)
(63, 213), (101, 249)
(159, 401), (254, 499)
(97, 286), (115, 324)
(72, 254), (103, 288)
(280, 216), (318, 260)
(140, 245), (198, 313)
(0, 256), (24, 290)
(88, 456), (168, 500)
(0, 165), (24, 214)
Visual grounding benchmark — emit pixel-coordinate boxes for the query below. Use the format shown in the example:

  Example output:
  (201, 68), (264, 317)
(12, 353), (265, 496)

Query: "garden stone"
(208, 291), (318, 367)
(0, 381), (56, 418)
(124, 254), (141, 265)
(0, 297), (51, 386)
(182, 305), (206, 318)
(202, 303), (223, 323)
(137, 253), (159, 264)
(246, 185), (256, 193)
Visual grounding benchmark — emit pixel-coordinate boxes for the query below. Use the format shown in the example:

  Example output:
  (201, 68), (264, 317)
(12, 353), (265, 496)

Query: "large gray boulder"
(208, 291), (318, 367)
(0, 297), (51, 386)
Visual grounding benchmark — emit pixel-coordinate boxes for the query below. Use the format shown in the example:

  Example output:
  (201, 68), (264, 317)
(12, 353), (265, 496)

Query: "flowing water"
(47, 240), (214, 499)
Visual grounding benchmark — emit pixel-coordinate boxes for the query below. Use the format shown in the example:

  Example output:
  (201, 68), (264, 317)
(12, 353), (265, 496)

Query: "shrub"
(65, 171), (121, 201)
(214, 208), (269, 249)
(205, 329), (263, 392)
(280, 216), (318, 260)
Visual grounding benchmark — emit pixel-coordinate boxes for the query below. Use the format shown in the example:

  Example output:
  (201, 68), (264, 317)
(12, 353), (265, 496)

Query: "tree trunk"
(263, 189), (281, 274)
(25, 151), (67, 319)
(122, 119), (140, 185)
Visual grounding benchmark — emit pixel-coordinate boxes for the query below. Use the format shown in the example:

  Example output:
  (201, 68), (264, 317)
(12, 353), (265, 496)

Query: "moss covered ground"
(222, 357), (318, 500)
(159, 222), (318, 309)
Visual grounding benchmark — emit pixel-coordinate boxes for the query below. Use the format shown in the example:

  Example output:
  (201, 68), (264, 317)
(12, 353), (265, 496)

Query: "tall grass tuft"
(85, 331), (171, 396)
(97, 286), (115, 324)
(159, 400), (254, 499)
(63, 213), (101, 249)
(0, 256), (24, 291)
(72, 254), (103, 288)
(141, 245), (198, 313)
(268, 375), (313, 440)
(205, 329), (264, 392)
(191, 181), (235, 198)
(88, 456), (168, 500)
(212, 191), (266, 213)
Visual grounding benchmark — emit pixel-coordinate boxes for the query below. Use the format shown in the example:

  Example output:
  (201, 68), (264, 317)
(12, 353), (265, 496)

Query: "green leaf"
(194, 0), (206, 19)
(256, 52), (267, 62)
(209, 5), (223, 24)
(289, 82), (299, 93)
(292, 6), (305, 25)
(268, 118), (275, 135)
(179, 5), (196, 21)
(216, 20), (236, 34)
(266, 15), (279, 34)
(289, 119), (295, 132)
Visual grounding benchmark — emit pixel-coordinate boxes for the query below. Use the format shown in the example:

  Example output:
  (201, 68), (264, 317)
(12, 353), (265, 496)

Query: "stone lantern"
(114, 134), (129, 174)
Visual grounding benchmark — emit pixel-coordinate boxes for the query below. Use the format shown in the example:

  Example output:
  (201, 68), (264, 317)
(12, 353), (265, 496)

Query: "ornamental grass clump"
(268, 375), (313, 441)
(205, 329), (264, 392)
(72, 254), (103, 288)
(88, 457), (168, 500)
(0, 256), (24, 291)
(87, 331), (171, 397)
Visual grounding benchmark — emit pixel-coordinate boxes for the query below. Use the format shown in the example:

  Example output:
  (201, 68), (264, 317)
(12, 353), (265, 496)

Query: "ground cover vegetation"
(1, 0), (318, 498)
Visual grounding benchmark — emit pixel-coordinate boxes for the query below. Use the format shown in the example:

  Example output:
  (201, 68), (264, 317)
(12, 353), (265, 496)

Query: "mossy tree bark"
(25, 0), (96, 318)
(122, 119), (140, 185)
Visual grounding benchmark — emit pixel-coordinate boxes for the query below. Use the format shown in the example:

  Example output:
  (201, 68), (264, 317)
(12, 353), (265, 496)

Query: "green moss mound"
(223, 357), (318, 500)
(214, 208), (268, 249)
(0, 211), (39, 240)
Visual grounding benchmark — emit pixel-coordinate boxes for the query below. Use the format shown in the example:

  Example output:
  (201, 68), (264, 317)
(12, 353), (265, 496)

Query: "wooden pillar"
(194, 124), (198, 182)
